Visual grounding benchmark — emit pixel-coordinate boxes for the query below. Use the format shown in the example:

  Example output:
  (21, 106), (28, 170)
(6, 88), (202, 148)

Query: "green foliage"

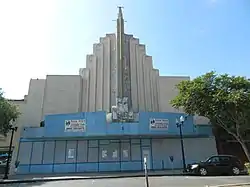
(0, 89), (20, 136)
(171, 72), (250, 135)
(245, 162), (250, 175)
(171, 72), (250, 160)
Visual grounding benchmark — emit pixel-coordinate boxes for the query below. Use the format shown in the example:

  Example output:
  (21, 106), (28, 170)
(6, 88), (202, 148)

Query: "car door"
(206, 156), (221, 175)
(218, 156), (231, 174)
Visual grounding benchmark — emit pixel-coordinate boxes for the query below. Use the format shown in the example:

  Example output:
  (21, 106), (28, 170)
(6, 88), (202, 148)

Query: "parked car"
(187, 155), (248, 176)
(0, 159), (7, 166)
(0, 153), (8, 161)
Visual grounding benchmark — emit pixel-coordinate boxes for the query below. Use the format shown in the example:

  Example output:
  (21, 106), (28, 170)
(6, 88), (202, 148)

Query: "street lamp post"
(176, 116), (186, 173)
(3, 126), (18, 179)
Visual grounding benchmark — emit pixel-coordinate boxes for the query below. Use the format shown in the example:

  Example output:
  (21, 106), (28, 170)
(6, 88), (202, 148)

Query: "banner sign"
(65, 119), (86, 132)
(149, 118), (169, 130)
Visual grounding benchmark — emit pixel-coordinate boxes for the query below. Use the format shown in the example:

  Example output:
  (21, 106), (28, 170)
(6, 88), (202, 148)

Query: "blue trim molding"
(21, 112), (213, 139)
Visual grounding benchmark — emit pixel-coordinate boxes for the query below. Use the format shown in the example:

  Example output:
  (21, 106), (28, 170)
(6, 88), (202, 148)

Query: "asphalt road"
(4, 176), (250, 187)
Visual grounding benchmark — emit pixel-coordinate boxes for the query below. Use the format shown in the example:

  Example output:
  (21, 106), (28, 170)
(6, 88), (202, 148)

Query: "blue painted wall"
(16, 111), (216, 174)
(21, 112), (213, 139)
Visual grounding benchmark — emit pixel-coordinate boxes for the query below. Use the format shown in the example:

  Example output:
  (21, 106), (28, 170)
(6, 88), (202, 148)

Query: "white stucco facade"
(1, 33), (210, 150)
(8, 72), (209, 129)
(1, 36), (210, 152)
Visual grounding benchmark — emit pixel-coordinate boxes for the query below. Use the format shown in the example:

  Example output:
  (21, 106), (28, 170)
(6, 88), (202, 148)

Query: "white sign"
(68, 149), (75, 159)
(65, 119), (86, 132)
(102, 150), (107, 158)
(149, 118), (169, 130)
(123, 150), (128, 158)
(112, 150), (118, 158)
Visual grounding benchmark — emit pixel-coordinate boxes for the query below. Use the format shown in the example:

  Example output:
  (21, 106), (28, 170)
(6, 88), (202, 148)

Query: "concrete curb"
(0, 173), (186, 184)
(210, 183), (250, 187)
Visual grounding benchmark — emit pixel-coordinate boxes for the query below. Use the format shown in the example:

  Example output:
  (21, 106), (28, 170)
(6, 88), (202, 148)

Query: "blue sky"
(0, 0), (250, 99)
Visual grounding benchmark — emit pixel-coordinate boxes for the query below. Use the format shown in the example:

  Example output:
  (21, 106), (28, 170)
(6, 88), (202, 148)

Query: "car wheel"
(199, 168), (208, 176)
(232, 166), (240, 175)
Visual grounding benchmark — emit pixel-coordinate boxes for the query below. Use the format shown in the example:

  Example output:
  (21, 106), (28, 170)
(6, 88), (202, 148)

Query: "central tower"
(79, 7), (160, 114)
(116, 7), (132, 111)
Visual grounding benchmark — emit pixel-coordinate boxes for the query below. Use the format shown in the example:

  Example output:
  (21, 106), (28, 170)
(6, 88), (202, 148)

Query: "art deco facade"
(11, 8), (208, 129)
(79, 35), (162, 113)
(0, 8), (209, 154)
(79, 8), (161, 113)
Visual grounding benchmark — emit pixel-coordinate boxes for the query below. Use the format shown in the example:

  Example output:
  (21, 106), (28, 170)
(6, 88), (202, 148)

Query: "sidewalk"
(211, 184), (250, 187)
(0, 169), (183, 184)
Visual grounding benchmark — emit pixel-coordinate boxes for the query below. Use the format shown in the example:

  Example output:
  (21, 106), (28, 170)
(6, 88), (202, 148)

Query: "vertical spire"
(116, 6), (125, 98)
(114, 7), (133, 120)
(117, 6), (124, 34)
(118, 6), (123, 19)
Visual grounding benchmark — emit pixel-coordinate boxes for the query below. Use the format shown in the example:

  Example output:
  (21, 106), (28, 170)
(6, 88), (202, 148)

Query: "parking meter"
(144, 157), (149, 187)
(169, 156), (174, 163)
(169, 156), (174, 172)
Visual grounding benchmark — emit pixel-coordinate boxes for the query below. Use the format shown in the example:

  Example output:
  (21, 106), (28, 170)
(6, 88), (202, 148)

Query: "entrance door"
(142, 149), (151, 169)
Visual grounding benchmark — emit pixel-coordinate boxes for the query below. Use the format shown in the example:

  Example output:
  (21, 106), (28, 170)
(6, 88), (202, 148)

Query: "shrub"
(245, 162), (250, 175)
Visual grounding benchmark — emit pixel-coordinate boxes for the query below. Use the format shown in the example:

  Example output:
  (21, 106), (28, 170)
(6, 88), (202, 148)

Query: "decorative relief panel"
(111, 97), (135, 122)
(123, 57), (131, 95)
(110, 51), (117, 107)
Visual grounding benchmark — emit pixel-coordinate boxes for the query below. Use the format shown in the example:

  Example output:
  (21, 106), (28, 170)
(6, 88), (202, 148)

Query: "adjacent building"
(3, 8), (215, 175)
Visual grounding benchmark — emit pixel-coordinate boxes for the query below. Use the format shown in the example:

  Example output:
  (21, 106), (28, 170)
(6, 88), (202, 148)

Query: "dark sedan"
(187, 155), (248, 176)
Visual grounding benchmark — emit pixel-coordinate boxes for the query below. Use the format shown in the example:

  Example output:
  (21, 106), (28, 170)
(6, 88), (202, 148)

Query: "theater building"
(8, 8), (217, 174)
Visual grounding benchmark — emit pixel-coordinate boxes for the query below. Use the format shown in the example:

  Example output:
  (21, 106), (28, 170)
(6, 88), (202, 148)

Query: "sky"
(0, 0), (250, 99)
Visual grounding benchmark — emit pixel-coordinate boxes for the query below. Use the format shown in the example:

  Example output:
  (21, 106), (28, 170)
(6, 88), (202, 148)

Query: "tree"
(0, 89), (20, 136)
(171, 71), (250, 161)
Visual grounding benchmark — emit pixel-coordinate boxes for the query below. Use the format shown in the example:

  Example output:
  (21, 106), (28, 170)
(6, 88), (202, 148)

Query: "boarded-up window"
(54, 141), (66, 164)
(77, 140), (87, 162)
(31, 142), (44, 164)
(18, 142), (32, 164)
(43, 141), (55, 164)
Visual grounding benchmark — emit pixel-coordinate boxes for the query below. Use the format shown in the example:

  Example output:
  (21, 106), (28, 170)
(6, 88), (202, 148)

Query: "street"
(4, 175), (250, 187)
